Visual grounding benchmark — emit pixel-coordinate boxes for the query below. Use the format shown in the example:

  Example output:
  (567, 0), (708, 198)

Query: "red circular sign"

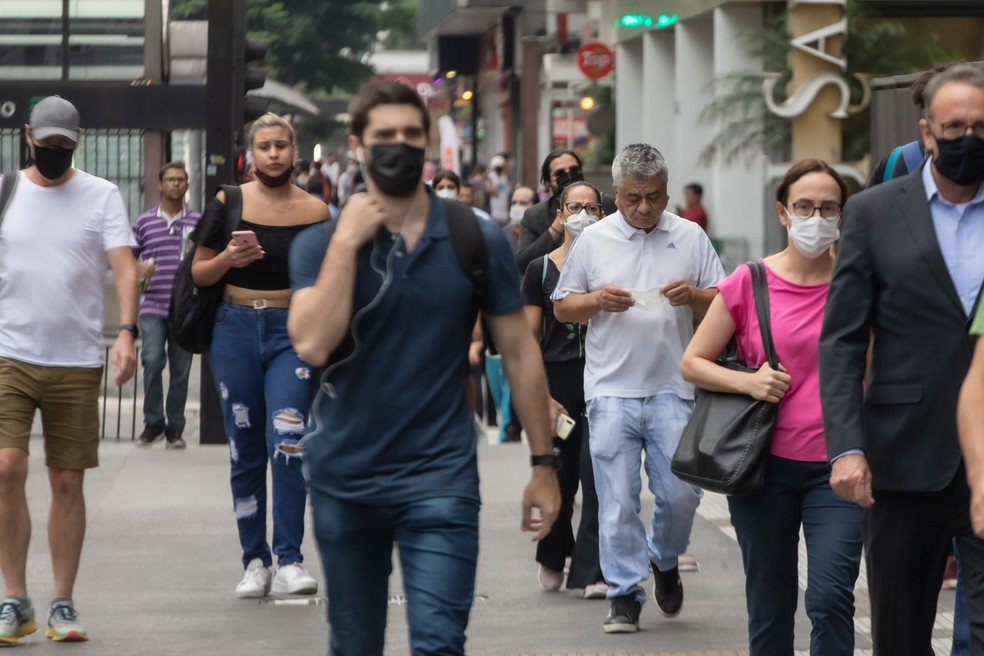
(578, 42), (614, 80)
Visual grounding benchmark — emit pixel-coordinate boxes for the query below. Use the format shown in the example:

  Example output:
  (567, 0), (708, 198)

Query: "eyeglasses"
(790, 200), (841, 220)
(931, 120), (984, 140)
(564, 201), (603, 216)
(162, 177), (188, 185)
(552, 166), (582, 180)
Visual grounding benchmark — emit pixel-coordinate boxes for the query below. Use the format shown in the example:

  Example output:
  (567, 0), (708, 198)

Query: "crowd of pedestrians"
(2, 59), (984, 656)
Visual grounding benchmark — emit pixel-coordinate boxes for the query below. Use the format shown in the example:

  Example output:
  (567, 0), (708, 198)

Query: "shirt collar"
(157, 204), (188, 224)
(613, 210), (669, 239)
(922, 157), (984, 207)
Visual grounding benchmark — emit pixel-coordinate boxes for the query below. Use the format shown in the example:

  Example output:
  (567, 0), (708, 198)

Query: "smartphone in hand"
(556, 413), (576, 440)
(231, 230), (260, 248)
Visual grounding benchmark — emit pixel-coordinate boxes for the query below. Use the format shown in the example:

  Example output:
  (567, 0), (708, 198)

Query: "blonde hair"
(248, 112), (296, 148)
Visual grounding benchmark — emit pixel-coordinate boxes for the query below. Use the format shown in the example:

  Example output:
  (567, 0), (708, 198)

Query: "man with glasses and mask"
(0, 95), (138, 644)
(821, 62), (984, 654)
(553, 143), (724, 634)
(131, 162), (201, 449)
(287, 80), (560, 656)
(516, 149), (617, 274)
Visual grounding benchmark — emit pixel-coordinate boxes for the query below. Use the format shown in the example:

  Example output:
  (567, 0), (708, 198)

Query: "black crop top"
(194, 196), (326, 290)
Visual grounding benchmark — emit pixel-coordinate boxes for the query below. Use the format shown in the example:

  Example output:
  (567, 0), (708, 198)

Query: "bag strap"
(0, 170), (19, 228)
(747, 260), (779, 369)
(882, 146), (904, 184)
(220, 184), (242, 240)
(901, 140), (924, 173)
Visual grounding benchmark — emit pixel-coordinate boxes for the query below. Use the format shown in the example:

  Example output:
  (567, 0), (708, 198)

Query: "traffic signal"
(242, 36), (268, 123)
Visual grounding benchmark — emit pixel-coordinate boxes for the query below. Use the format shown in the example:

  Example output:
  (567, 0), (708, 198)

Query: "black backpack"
(168, 185), (241, 353)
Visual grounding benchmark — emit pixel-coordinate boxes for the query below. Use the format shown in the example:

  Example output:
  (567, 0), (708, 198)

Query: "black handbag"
(671, 260), (779, 496)
(168, 185), (241, 354)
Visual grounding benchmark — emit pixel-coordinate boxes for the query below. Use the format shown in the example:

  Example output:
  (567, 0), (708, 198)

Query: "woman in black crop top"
(520, 181), (607, 598)
(190, 112), (329, 599)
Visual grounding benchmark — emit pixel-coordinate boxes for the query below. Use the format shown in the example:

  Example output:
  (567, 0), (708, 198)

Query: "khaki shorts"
(0, 357), (103, 469)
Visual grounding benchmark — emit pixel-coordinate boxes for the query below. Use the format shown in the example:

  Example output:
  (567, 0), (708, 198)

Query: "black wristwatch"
(118, 323), (139, 339)
(531, 448), (561, 471)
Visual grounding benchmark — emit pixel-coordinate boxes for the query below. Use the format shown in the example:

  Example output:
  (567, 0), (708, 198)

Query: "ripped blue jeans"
(209, 301), (314, 568)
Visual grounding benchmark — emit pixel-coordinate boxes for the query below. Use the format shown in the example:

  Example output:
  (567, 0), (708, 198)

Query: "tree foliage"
(698, 0), (959, 166)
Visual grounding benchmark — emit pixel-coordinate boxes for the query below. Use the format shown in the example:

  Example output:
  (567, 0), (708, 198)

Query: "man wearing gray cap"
(0, 96), (138, 645)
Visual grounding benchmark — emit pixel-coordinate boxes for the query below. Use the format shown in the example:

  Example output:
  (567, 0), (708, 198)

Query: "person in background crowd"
(675, 182), (708, 232)
(132, 161), (201, 450)
(820, 62), (984, 654)
(487, 154), (511, 227)
(0, 95), (138, 644)
(190, 112), (329, 600)
(553, 142), (724, 634)
(516, 149), (617, 274)
(682, 159), (862, 655)
(468, 163), (492, 213)
(504, 184), (537, 253)
(522, 180), (607, 600)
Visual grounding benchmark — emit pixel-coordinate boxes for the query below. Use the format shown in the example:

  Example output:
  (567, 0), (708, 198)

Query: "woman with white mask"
(521, 181), (607, 599)
(680, 160), (861, 655)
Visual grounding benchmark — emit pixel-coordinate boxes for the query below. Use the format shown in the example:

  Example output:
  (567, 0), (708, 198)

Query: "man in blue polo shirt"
(288, 80), (560, 656)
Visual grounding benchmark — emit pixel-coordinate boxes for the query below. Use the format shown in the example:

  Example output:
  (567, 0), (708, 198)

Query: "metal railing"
(100, 340), (140, 442)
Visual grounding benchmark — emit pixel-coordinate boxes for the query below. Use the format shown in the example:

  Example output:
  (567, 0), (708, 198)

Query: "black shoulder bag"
(168, 185), (241, 354)
(671, 260), (779, 496)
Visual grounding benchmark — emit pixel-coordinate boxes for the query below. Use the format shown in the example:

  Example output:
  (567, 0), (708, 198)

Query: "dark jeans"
(728, 456), (862, 656)
(311, 489), (480, 656)
(139, 315), (193, 434)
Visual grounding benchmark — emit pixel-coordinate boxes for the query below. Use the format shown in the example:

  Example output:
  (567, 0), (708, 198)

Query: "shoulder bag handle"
(747, 260), (779, 369)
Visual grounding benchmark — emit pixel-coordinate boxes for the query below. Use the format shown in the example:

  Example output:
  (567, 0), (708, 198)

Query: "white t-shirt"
(553, 210), (725, 401)
(0, 170), (136, 367)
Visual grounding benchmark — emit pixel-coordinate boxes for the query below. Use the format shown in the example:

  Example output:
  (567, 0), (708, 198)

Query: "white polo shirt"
(553, 210), (724, 401)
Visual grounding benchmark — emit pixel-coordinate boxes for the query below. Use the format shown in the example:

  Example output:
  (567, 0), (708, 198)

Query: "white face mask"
(508, 204), (526, 225)
(435, 188), (458, 200)
(786, 211), (840, 259)
(564, 209), (598, 237)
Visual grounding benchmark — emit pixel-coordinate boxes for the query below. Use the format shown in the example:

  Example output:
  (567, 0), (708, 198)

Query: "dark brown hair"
(431, 169), (460, 191)
(559, 180), (602, 206)
(158, 161), (187, 182)
(349, 80), (430, 140)
(540, 148), (583, 189)
(775, 159), (848, 209)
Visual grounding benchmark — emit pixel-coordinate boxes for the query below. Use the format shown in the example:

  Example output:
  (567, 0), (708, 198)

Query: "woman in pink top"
(680, 160), (862, 655)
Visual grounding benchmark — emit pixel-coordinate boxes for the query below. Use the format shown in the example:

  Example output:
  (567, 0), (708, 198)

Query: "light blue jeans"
(586, 394), (702, 604)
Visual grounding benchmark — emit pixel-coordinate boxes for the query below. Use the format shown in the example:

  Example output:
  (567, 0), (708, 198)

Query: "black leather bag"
(671, 260), (779, 496)
(168, 185), (240, 354)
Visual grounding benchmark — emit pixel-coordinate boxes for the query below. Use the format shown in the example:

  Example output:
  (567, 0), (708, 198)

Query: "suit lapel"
(897, 171), (965, 316)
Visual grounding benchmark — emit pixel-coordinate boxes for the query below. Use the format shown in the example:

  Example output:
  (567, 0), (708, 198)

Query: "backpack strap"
(882, 146), (904, 184)
(443, 198), (491, 351)
(901, 140), (924, 173)
(220, 184), (242, 239)
(0, 170), (19, 228)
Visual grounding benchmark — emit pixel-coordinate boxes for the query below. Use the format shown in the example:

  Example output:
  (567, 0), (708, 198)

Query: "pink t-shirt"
(715, 262), (829, 462)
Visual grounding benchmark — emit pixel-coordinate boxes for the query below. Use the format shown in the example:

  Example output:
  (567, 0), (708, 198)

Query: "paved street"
(9, 359), (960, 655)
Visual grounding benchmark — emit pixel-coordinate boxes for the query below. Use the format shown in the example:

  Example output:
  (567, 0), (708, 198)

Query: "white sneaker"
(272, 564), (318, 595)
(235, 558), (272, 598)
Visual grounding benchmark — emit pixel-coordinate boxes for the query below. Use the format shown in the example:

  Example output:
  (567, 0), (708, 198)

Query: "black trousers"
(536, 360), (603, 589)
(861, 464), (984, 655)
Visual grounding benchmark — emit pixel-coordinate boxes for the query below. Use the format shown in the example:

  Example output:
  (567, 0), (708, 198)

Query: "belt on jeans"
(223, 295), (290, 309)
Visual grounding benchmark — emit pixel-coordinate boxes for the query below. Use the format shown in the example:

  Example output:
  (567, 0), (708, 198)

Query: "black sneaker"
(652, 564), (683, 618)
(603, 594), (641, 633)
(137, 424), (164, 446)
(164, 428), (186, 450)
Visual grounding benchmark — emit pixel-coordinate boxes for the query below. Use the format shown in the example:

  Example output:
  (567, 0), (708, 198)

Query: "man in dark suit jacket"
(820, 62), (984, 655)
(515, 149), (617, 274)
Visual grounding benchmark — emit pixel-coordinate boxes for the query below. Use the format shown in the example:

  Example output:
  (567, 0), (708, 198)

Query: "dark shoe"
(503, 425), (522, 442)
(137, 424), (164, 446)
(164, 428), (186, 450)
(652, 565), (683, 618)
(603, 594), (641, 633)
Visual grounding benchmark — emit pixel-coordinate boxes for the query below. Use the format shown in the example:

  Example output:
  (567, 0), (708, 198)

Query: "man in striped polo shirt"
(132, 162), (201, 449)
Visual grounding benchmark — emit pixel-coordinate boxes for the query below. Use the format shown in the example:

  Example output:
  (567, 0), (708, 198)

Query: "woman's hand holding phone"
(227, 230), (265, 267)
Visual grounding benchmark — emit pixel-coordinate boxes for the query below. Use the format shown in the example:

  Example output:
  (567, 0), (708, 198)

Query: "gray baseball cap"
(29, 96), (80, 142)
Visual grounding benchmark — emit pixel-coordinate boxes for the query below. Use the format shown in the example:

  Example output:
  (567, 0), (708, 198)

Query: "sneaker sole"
(46, 628), (88, 642)
(236, 586), (271, 599)
(165, 441), (186, 450)
(0, 620), (38, 643)
(603, 622), (638, 633)
(583, 588), (608, 600)
(271, 580), (318, 595)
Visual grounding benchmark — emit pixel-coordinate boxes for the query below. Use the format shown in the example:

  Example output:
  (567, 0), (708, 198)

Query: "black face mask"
(934, 134), (984, 186)
(34, 145), (74, 180)
(553, 168), (584, 195)
(366, 143), (425, 197)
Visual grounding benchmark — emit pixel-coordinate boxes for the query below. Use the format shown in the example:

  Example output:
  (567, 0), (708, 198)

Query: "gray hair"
(923, 62), (984, 120)
(611, 143), (669, 188)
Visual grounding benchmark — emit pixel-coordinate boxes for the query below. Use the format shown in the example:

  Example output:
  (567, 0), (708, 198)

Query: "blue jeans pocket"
(586, 397), (623, 462)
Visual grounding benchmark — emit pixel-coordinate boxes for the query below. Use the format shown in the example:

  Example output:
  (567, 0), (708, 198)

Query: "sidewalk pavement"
(12, 417), (959, 655)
